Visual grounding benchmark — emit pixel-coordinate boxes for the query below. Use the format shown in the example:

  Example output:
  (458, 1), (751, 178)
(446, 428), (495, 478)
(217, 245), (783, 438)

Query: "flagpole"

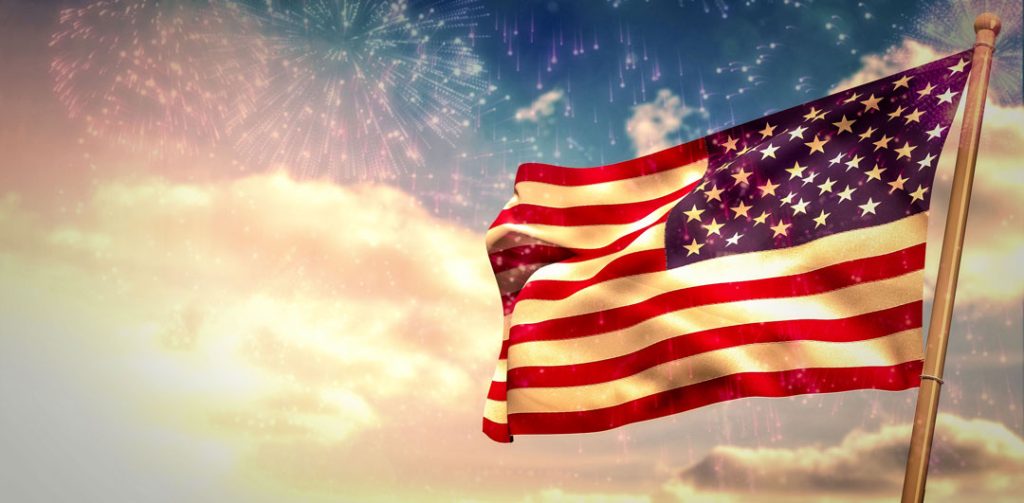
(900, 12), (1000, 503)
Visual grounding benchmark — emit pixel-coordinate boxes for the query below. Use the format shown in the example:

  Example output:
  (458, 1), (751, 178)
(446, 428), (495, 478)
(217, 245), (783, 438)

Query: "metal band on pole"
(900, 12), (1001, 503)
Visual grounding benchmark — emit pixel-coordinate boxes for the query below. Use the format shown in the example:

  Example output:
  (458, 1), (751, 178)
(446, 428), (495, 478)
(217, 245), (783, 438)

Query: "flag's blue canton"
(665, 50), (972, 269)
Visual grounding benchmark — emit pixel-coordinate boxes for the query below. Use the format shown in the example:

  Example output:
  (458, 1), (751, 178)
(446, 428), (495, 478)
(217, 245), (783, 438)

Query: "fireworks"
(50, 0), (268, 156)
(911, 0), (1022, 106)
(231, 0), (489, 180)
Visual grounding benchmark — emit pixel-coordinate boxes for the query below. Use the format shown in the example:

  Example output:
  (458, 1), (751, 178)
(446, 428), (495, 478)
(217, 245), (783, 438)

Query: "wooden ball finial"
(974, 13), (1001, 36)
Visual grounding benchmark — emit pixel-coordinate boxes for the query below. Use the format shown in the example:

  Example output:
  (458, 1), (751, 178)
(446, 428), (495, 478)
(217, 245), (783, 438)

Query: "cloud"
(926, 101), (1024, 306)
(832, 38), (1024, 307)
(666, 414), (1024, 503)
(830, 39), (942, 93)
(626, 89), (703, 156)
(515, 89), (565, 122)
(519, 488), (652, 503)
(0, 172), (503, 494)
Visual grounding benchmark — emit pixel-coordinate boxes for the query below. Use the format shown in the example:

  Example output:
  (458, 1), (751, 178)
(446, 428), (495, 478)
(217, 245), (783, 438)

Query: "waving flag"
(483, 50), (972, 443)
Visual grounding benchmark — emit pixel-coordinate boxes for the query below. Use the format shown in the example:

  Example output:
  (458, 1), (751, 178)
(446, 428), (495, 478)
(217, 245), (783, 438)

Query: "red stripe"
(491, 184), (694, 228)
(518, 248), (667, 302)
(508, 301), (922, 388)
(489, 244), (575, 274)
(510, 244), (925, 344)
(487, 380), (507, 401)
(507, 361), (923, 436)
(483, 417), (512, 443)
(543, 209), (672, 263)
(513, 138), (707, 186)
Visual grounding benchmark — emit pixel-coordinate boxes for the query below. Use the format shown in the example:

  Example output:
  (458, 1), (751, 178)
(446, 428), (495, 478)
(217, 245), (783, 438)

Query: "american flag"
(483, 50), (972, 443)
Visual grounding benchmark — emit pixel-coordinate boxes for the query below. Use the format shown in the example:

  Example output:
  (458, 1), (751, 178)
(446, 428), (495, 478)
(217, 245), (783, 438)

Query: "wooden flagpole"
(900, 12), (1001, 503)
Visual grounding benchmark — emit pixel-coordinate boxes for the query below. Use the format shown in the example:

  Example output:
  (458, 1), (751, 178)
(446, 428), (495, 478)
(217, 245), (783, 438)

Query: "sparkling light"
(50, 0), (268, 156)
(230, 0), (490, 180)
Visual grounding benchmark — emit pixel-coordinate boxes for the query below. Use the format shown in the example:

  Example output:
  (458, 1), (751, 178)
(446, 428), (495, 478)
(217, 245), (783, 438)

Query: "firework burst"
(911, 0), (1022, 105)
(232, 0), (489, 180)
(50, 0), (269, 156)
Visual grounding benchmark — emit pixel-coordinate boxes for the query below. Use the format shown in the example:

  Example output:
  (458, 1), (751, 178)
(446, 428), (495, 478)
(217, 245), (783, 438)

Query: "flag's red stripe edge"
(482, 417), (512, 443)
(517, 248), (666, 302)
(507, 361), (923, 436)
(513, 138), (708, 186)
(487, 380), (507, 401)
(490, 183), (694, 228)
(490, 244), (576, 274)
(508, 301), (922, 388)
(562, 210), (672, 262)
(510, 243), (926, 344)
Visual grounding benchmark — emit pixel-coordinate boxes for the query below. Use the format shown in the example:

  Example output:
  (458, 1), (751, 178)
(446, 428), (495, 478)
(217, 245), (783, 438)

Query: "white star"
(731, 168), (753, 185)
(917, 153), (937, 170)
(705, 185), (725, 202)
(917, 82), (936, 98)
(683, 204), (705, 222)
(817, 177), (837, 195)
(937, 88), (959, 104)
(684, 238), (704, 257)
(760, 143), (780, 159)
(770, 220), (791, 238)
(703, 218), (725, 236)
(844, 154), (864, 171)
(909, 185), (930, 204)
(837, 185), (857, 202)
(725, 233), (743, 247)
(893, 75), (913, 89)
(948, 58), (968, 74)
(787, 125), (808, 140)
(828, 153), (844, 166)
(731, 200), (753, 219)
(858, 198), (880, 216)
(813, 210), (830, 228)
(926, 124), (947, 140)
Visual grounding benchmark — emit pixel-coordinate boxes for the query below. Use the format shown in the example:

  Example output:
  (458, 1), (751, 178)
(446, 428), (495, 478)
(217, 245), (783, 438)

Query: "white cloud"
(0, 172), (503, 494)
(926, 101), (1024, 306)
(830, 39), (942, 93)
(515, 89), (565, 122)
(626, 89), (702, 156)
(520, 488), (652, 503)
(665, 414), (1024, 503)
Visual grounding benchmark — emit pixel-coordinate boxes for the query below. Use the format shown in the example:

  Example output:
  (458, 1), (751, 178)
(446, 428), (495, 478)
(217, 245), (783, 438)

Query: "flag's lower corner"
(483, 418), (513, 443)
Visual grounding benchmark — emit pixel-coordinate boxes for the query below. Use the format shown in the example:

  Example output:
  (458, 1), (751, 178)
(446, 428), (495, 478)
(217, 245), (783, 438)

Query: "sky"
(0, 0), (1022, 501)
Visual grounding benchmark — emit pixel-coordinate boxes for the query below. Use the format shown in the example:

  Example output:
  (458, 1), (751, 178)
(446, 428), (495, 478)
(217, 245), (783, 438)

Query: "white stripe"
(508, 270), (923, 368)
(483, 398), (508, 423)
(511, 160), (706, 209)
(491, 359), (508, 383)
(508, 329), (922, 413)
(486, 197), (681, 249)
(512, 213), (927, 323)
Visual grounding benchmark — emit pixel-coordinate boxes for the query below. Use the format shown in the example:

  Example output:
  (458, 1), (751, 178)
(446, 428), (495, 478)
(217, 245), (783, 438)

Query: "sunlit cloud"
(0, 172), (502, 493)
(830, 39), (943, 93)
(626, 89), (704, 156)
(518, 488), (652, 503)
(515, 89), (566, 123)
(664, 414), (1024, 503)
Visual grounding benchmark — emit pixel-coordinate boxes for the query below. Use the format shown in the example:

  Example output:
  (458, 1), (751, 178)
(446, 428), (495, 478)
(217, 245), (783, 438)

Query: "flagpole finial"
(974, 13), (1001, 36)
